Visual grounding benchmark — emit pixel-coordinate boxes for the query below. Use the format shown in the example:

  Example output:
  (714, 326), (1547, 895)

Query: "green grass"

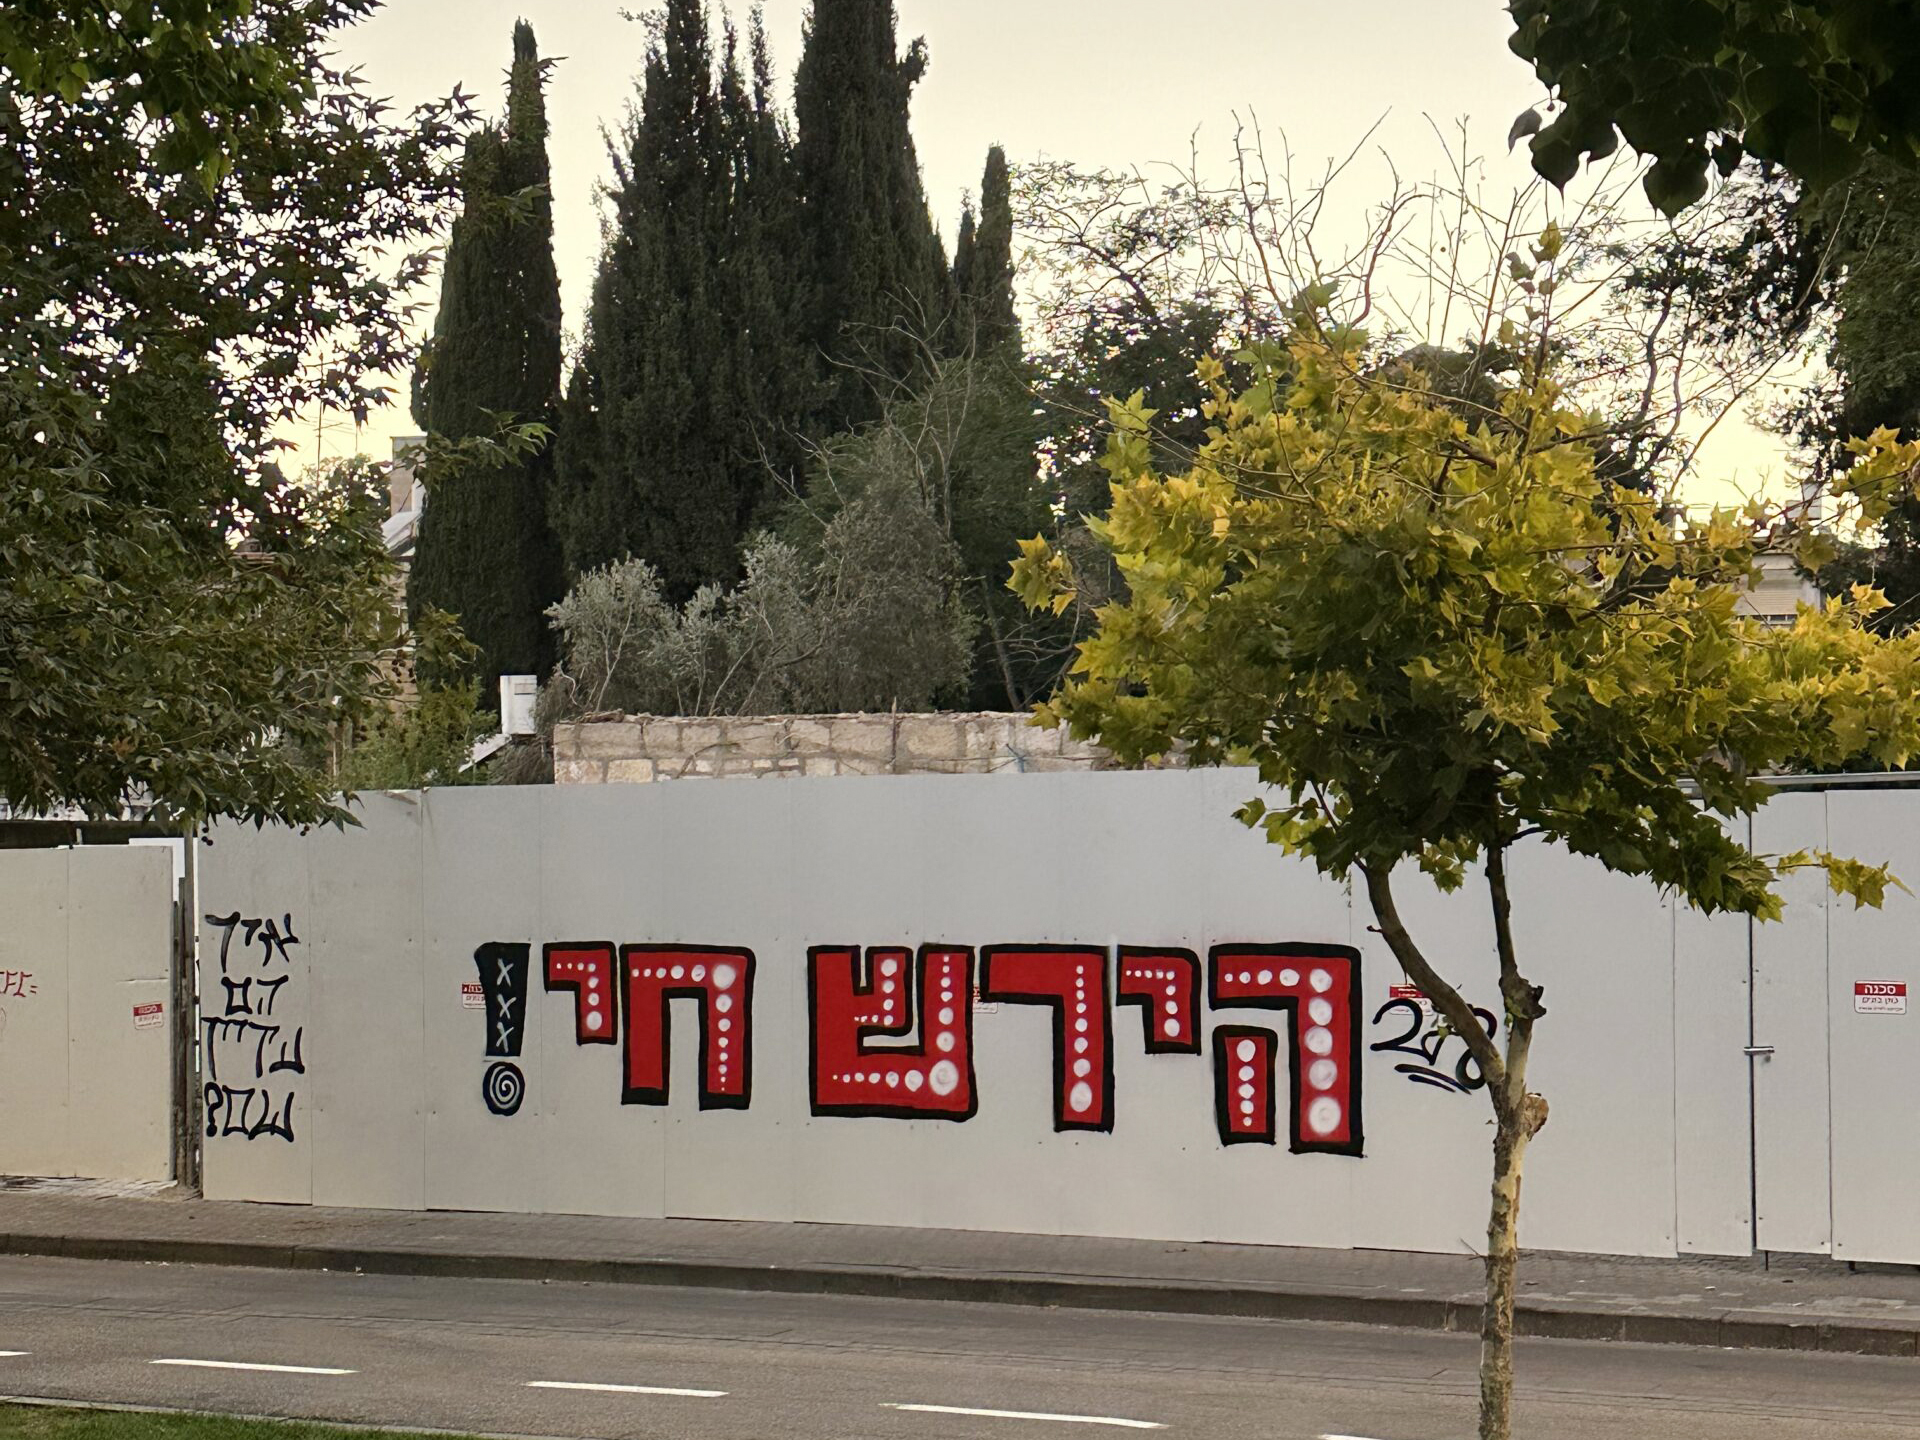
(0, 1406), (487, 1440)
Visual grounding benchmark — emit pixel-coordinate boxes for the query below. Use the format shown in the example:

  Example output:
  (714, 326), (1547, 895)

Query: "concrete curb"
(4, 1230), (1913, 1359)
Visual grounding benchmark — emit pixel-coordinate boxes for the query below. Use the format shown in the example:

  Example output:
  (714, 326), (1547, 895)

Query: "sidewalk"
(4, 1180), (1919, 1358)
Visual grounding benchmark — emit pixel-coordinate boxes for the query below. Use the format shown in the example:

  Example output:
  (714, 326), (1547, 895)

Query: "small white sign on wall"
(461, 982), (485, 1010)
(132, 1002), (164, 1030)
(1854, 981), (1907, 1015)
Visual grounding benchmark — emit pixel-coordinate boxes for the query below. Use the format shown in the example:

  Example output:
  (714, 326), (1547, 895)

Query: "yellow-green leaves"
(1010, 311), (1920, 921)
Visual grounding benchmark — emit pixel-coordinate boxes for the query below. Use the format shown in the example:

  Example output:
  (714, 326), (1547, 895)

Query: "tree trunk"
(1479, 1076), (1540, 1439)
(1477, 843), (1547, 1440)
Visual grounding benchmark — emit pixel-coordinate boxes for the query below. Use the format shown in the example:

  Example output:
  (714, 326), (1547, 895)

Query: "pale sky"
(301, 0), (1796, 501)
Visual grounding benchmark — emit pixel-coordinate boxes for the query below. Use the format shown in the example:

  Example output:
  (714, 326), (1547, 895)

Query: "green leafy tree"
(0, 0), (476, 827)
(338, 609), (492, 793)
(793, 0), (951, 429)
(1507, 0), (1920, 214)
(556, 1), (807, 601)
(1015, 275), (1920, 1437)
(409, 20), (566, 690)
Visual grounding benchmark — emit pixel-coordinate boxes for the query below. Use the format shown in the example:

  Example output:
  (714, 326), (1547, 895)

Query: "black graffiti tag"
(1369, 995), (1498, 1095)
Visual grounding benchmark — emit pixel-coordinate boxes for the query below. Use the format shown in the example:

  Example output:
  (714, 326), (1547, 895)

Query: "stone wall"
(552, 712), (1152, 784)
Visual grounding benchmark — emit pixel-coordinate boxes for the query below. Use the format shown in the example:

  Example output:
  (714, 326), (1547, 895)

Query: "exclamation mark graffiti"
(476, 942), (531, 1117)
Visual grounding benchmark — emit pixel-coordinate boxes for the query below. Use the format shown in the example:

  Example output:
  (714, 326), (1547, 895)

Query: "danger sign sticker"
(132, 1002), (164, 1029)
(1855, 982), (1907, 1015)
(461, 982), (485, 1010)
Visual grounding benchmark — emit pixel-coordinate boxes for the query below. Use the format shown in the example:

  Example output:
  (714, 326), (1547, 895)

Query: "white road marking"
(0, 1352), (27, 1358)
(149, 1359), (356, 1376)
(527, 1380), (727, 1399)
(1321, 1434), (1399, 1439)
(888, 1404), (1163, 1429)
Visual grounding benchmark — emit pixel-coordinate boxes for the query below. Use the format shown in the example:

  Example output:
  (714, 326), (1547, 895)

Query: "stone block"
(829, 716), (897, 762)
(570, 721), (646, 759)
(785, 719), (834, 755)
(803, 757), (839, 777)
(606, 759), (656, 783)
(677, 720), (726, 755)
(898, 716), (965, 763)
(834, 756), (889, 777)
(554, 759), (606, 785)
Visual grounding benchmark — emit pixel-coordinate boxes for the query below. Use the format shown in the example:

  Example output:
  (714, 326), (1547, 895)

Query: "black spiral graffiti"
(483, 1061), (525, 1117)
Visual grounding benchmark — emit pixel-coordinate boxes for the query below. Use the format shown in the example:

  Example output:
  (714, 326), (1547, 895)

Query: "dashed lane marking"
(888, 1404), (1164, 1429)
(149, 1360), (356, 1376)
(526, 1381), (727, 1399)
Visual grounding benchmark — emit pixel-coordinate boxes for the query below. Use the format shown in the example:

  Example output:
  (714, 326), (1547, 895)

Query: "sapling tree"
(1012, 216), (1920, 1438)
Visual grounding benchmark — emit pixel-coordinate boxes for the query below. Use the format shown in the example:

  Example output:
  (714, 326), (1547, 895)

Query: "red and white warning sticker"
(1388, 984), (1432, 1010)
(1855, 981), (1907, 1015)
(132, 1002), (165, 1030)
(461, 982), (485, 1010)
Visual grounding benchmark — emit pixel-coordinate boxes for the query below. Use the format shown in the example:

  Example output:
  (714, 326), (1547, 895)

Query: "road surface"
(2, 1255), (1918, 1438)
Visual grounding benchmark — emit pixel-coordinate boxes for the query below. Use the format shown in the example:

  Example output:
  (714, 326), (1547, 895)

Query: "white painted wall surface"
(199, 774), (1761, 1257)
(0, 846), (175, 1181)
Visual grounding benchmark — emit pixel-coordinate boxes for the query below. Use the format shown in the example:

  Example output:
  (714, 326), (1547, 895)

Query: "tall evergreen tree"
(955, 145), (1020, 354)
(555, 0), (808, 601)
(408, 20), (564, 689)
(793, 0), (949, 429)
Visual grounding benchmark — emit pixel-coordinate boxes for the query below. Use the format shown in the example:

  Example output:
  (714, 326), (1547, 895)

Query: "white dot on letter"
(1162, 1019), (1180, 1038)
(1164, 999), (1179, 1015)
(880, 956), (900, 977)
(1068, 1081), (1094, 1113)
(1240, 1099), (1255, 1117)
(1238, 1064), (1255, 1082)
(884, 1072), (900, 1088)
(929, 1060), (960, 1096)
(691, 964), (707, 983)
(1308, 997), (1334, 1025)
(715, 993), (734, 1013)
(1256, 969), (1273, 986)
(1235, 1039), (1257, 1062)
(1074, 1017), (1089, 1033)
(935, 1031), (956, 1053)
(1073, 1058), (1092, 1078)
(1305, 1025), (1334, 1056)
(905, 1070), (925, 1092)
(586, 1010), (603, 1031)
(1073, 1037), (1089, 1054)
(670, 965), (685, 980)
(711, 963), (737, 990)
(1308, 1096), (1343, 1135)
(717, 1017), (731, 1032)
(1238, 1082), (1254, 1100)
(1308, 1058), (1339, 1090)
(1309, 968), (1332, 993)
(1278, 968), (1299, 987)
(938, 1006), (955, 1025)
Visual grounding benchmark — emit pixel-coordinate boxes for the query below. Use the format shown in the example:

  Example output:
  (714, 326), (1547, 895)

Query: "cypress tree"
(794, 0), (949, 429)
(555, 0), (807, 601)
(962, 145), (1020, 354)
(408, 20), (564, 688)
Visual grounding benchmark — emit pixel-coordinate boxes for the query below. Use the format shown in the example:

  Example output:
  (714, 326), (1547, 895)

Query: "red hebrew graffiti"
(545, 942), (619, 1044)
(619, 945), (755, 1109)
(810, 945), (977, 1120)
(1213, 1026), (1276, 1142)
(1207, 944), (1363, 1155)
(980, 945), (1113, 1132)
(1116, 946), (1201, 1054)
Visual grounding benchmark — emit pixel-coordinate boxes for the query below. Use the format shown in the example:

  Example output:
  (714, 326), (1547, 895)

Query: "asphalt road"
(2, 1255), (1919, 1440)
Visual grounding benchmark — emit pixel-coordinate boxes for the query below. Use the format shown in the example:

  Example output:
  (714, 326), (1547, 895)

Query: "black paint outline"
(543, 941), (621, 1046)
(978, 944), (1116, 1134)
(483, 1060), (526, 1117)
(1115, 945), (1203, 1055)
(617, 944), (756, 1111)
(806, 943), (979, 1122)
(474, 942), (532, 1059)
(1206, 942), (1366, 1157)
(1211, 1025), (1277, 1146)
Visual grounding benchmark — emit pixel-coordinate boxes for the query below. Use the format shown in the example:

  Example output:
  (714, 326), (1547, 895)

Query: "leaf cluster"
(1014, 308), (1920, 918)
